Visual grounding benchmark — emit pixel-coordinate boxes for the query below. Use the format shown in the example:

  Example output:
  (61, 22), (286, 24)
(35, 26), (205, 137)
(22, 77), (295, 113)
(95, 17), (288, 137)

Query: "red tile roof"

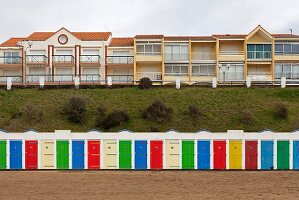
(26, 32), (111, 41)
(0, 37), (25, 47)
(109, 37), (134, 47)
(135, 35), (164, 39)
(164, 36), (216, 41)
(212, 34), (247, 39)
(272, 34), (299, 38)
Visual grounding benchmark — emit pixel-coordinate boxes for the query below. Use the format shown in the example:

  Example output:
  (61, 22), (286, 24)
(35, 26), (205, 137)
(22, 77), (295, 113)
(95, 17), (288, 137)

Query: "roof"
(109, 37), (134, 47)
(164, 36), (216, 41)
(0, 37), (25, 47)
(26, 31), (112, 41)
(135, 35), (164, 39)
(212, 34), (247, 39)
(272, 34), (299, 38)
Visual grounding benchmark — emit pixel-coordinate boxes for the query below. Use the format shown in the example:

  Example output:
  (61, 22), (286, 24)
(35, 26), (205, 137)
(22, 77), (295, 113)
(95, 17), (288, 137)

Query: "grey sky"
(0, 0), (299, 42)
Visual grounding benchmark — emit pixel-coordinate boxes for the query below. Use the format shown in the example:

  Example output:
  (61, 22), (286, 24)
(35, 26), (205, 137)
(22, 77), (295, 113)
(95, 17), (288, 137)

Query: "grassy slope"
(0, 87), (298, 132)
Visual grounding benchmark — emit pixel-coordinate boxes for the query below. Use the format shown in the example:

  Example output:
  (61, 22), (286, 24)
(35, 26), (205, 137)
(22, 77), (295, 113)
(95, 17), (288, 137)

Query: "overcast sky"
(0, 0), (299, 42)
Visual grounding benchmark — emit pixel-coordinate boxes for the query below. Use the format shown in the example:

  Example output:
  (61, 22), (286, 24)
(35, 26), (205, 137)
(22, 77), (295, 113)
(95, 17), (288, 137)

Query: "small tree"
(102, 110), (129, 129)
(22, 104), (43, 124)
(143, 100), (172, 123)
(274, 103), (288, 120)
(63, 97), (86, 123)
(139, 77), (152, 89)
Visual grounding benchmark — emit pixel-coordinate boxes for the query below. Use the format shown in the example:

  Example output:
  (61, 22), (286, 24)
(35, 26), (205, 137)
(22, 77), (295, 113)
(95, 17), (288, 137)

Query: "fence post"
(74, 76), (80, 89)
(7, 77), (12, 91)
(281, 77), (286, 88)
(39, 77), (45, 89)
(107, 76), (112, 87)
(176, 77), (181, 89)
(246, 77), (251, 88)
(212, 77), (217, 88)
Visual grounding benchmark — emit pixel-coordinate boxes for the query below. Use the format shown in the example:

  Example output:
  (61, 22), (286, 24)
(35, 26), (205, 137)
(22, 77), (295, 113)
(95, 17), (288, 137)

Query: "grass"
(0, 87), (299, 132)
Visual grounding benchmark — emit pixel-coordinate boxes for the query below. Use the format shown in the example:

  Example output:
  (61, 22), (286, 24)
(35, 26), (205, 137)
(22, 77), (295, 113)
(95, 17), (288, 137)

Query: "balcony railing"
(26, 55), (48, 64)
(136, 72), (162, 81)
(52, 55), (74, 64)
(0, 56), (22, 64)
(136, 52), (161, 56)
(0, 76), (22, 83)
(219, 51), (245, 55)
(192, 52), (216, 60)
(164, 53), (189, 61)
(219, 72), (245, 81)
(164, 73), (189, 77)
(192, 72), (216, 77)
(275, 73), (299, 80)
(107, 75), (134, 83)
(80, 74), (101, 82)
(106, 56), (134, 64)
(247, 51), (272, 60)
(80, 55), (101, 64)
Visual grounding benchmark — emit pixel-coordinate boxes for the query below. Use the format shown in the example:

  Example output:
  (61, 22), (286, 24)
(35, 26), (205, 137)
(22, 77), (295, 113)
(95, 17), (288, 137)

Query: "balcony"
(275, 72), (299, 80)
(164, 53), (189, 62)
(136, 72), (162, 81)
(80, 74), (101, 82)
(106, 56), (134, 65)
(247, 51), (272, 60)
(192, 52), (216, 61)
(26, 74), (101, 84)
(218, 51), (245, 61)
(80, 55), (101, 66)
(26, 55), (48, 65)
(247, 72), (273, 81)
(0, 56), (22, 67)
(52, 55), (74, 65)
(0, 76), (22, 83)
(219, 72), (245, 81)
(107, 75), (134, 84)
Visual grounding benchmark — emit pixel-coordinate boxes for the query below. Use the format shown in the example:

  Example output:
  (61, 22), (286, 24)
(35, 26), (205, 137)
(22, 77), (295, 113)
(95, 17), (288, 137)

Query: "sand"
(1, 171), (299, 200)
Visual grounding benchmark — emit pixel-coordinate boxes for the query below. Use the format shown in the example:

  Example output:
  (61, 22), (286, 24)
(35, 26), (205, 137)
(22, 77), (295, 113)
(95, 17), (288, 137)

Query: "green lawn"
(0, 87), (299, 132)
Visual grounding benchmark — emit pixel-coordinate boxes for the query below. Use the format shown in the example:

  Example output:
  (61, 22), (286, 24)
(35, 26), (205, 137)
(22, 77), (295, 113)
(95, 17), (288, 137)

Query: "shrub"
(139, 77), (152, 89)
(102, 110), (129, 129)
(63, 97), (86, 123)
(22, 104), (43, 124)
(240, 110), (254, 126)
(189, 105), (202, 119)
(274, 103), (288, 120)
(143, 100), (173, 123)
(95, 106), (107, 127)
(150, 127), (161, 132)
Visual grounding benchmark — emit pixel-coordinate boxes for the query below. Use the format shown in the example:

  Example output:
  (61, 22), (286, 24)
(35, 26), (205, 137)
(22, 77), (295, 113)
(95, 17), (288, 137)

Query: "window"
(275, 63), (299, 79)
(247, 44), (272, 59)
(3, 52), (20, 64)
(164, 64), (188, 76)
(275, 43), (299, 55)
(192, 64), (216, 76)
(136, 42), (161, 55)
(164, 44), (189, 61)
(219, 63), (244, 81)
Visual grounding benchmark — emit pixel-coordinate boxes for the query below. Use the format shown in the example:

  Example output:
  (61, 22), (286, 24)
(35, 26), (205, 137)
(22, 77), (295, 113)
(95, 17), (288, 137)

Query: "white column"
(226, 139), (229, 170)
(22, 139), (25, 169)
(194, 140), (198, 170)
(7, 140), (10, 169)
(210, 140), (214, 170)
(258, 140), (261, 170)
(132, 140), (135, 170)
(242, 139), (245, 170)
(147, 140), (150, 170)
(100, 140), (104, 169)
(69, 140), (72, 169)
(84, 139), (88, 169)
(290, 140), (293, 170)
(273, 139), (277, 170)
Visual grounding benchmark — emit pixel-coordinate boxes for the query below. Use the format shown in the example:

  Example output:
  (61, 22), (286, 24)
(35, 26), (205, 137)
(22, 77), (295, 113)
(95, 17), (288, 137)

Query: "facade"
(1, 25), (299, 86)
(0, 130), (298, 170)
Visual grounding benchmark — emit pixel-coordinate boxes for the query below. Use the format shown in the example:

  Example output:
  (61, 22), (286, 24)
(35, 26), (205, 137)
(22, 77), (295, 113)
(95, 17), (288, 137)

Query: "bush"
(274, 103), (288, 120)
(189, 105), (202, 119)
(102, 110), (129, 129)
(63, 97), (86, 123)
(143, 100), (172, 123)
(139, 77), (152, 89)
(240, 110), (254, 126)
(22, 104), (43, 124)
(95, 106), (107, 127)
(150, 127), (161, 132)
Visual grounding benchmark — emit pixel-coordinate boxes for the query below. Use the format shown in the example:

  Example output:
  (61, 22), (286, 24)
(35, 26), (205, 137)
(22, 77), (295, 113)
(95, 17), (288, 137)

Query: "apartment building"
(0, 25), (299, 86)
(0, 27), (111, 85)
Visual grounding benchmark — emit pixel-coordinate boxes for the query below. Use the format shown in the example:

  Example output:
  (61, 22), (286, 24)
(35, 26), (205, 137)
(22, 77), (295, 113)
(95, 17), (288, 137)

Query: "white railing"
(192, 73), (216, 77)
(219, 72), (245, 81)
(192, 52), (216, 60)
(247, 51), (272, 60)
(136, 72), (162, 81)
(275, 73), (299, 80)
(164, 73), (189, 77)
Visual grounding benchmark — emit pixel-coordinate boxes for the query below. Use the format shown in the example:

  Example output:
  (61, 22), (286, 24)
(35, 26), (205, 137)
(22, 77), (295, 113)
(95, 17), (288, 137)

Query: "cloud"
(0, 0), (298, 42)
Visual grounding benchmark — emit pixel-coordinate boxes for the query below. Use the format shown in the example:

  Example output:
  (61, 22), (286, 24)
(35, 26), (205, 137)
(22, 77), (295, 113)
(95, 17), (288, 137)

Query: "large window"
(165, 64), (188, 76)
(164, 44), (188, 61)
(247, 44), (272, 59)
(136, 41), (161, 56)
(192, 64), (216, 76)
(275, 43), (299, 55)
(3, 52), (20, 64)
(275, 63), (299, 79)
(219, 63), (244, 81)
